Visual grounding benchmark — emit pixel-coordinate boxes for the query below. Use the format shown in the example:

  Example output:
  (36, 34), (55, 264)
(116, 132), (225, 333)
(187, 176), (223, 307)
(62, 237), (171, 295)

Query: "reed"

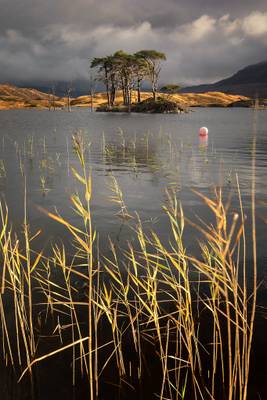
(0, 129), (260, 400)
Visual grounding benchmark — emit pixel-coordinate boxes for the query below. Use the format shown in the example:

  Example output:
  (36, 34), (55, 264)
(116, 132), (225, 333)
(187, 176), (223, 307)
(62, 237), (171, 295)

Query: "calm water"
(0, 107), (267, 399)
(0, 108), (266, 265)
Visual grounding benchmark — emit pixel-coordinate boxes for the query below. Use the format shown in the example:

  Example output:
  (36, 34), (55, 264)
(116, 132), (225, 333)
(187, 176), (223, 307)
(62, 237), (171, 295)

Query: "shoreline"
(0, 84), (254, 111)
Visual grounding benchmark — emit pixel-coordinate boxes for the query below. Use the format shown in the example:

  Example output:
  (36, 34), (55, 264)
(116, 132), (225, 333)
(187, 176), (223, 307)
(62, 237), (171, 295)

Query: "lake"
(0, 107), (266, 399)
(0, 107), (266, 262)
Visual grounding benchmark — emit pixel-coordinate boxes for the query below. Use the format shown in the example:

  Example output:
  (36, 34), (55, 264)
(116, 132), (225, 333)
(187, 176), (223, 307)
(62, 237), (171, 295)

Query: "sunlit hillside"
(0, 84), (250, 110)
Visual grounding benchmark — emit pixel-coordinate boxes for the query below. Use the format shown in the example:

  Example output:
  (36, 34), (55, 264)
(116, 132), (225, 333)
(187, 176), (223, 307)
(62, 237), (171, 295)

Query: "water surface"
(0, 108), (266, 265)
(0, 107), (267, 399)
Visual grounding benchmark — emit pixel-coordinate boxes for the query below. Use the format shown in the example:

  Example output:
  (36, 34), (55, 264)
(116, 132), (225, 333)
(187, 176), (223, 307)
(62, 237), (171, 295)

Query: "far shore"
(0, 83), (263, 111)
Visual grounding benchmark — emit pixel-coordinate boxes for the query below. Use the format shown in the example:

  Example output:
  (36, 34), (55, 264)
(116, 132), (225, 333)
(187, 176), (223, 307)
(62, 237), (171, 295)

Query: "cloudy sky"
(0, 0), (267, 85)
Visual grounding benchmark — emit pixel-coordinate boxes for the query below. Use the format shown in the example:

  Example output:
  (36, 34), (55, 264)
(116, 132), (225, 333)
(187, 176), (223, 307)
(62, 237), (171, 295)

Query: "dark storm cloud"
(1, 0), (266, 32)
(0, 0), (267, 84)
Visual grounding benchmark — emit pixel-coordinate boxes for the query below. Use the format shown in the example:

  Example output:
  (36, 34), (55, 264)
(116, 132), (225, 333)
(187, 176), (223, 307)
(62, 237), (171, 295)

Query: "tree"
(135, 50), (166, 100)
(65, 82), (73, 112)
(90, 56), (113, 107)
(133, 55), (147, 103)
(49, 84), (57, 111)
(112, 51), (130, 107)
(90, 49), (167, 110)
(112, 51), (138, 112)
(160, 84), (181, 101)
(160, 84), (181, 93)
(91, 53), (123, 107)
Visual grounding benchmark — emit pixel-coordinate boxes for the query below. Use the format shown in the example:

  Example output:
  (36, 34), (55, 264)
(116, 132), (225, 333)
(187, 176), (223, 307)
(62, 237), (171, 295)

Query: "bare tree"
(65, 84), (73, 112)
(49, 84), (57, 111)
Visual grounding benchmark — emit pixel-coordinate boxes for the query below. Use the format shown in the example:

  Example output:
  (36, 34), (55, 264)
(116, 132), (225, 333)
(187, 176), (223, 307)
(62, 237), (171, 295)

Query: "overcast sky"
(0, 0), (267, 85)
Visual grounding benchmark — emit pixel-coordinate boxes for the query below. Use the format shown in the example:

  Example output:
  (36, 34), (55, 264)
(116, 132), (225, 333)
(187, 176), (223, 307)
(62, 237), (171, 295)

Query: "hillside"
(0, 84), (249, 110)
(0, 84), (65, 109)
(181, 61), (267, 97)
(71, 91), (248, 109)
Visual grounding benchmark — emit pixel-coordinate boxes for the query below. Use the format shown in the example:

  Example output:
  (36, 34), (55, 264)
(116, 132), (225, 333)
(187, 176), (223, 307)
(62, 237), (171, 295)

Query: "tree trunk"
(152, 73), (157, 100)
(90, 89), (94, 112)
(66, 89), (71, 112)
(128, 88), (132, 113)
(104, 67), (110, 107)
(122, 78), (127, 105)
(152, 84), (156, 101)
(110, 74), (116, 106)
(137, 80), (141, 103)
(110, 83), (116, 106)
(106, 84), (110, 107)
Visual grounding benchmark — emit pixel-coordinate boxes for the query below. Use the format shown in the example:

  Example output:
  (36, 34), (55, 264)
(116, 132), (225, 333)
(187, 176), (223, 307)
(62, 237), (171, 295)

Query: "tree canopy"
(160, 84), (181, 93)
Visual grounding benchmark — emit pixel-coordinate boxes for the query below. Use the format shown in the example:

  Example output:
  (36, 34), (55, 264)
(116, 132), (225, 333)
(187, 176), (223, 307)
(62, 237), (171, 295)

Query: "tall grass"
(0, 129), (260, 400)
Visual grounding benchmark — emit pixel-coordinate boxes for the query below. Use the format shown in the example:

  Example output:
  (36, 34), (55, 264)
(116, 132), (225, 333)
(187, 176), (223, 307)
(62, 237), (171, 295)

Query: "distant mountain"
(180, 61), (267, 97)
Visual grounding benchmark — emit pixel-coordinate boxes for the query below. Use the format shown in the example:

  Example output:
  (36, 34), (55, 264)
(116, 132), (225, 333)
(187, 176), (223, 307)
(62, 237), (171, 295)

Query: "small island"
(96, 96), (187, 113)
(90, 50), (168, 113)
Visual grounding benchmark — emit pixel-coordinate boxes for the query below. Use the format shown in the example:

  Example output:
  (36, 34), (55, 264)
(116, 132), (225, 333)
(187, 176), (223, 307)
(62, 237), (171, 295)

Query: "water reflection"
(199, 134), (208, 147)
(0, 108), (265, 258)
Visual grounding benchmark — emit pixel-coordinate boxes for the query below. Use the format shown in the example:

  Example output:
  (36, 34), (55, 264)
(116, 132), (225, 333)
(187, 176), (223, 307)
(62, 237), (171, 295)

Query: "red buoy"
(199, 127), (208, 136)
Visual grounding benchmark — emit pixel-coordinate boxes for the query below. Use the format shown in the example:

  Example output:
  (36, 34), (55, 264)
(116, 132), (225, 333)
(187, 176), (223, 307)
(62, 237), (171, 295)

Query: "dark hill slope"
(181, 61), (267, 97)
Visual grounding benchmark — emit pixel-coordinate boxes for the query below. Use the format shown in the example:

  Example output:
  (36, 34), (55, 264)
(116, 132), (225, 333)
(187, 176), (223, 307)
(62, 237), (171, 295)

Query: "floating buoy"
(199, 126), (208, 136)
